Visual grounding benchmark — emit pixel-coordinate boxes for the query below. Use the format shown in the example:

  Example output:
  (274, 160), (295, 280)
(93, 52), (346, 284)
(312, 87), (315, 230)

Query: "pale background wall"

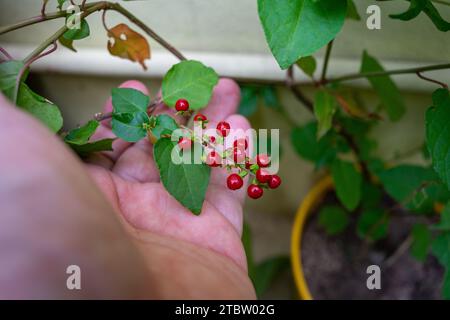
(1, 0), (449, 298)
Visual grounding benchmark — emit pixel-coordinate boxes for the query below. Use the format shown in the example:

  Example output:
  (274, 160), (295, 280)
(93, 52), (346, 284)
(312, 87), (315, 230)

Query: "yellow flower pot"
(290, 175), (334, 300)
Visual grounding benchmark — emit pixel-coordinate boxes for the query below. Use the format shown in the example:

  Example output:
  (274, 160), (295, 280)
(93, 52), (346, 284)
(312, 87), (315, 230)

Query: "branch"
(416, 71), (448, 89)
(320, 40), (333, 83)
(286, 66), (371, 180)
(326, 63), (450, 84)
(107, 2), (186, 61)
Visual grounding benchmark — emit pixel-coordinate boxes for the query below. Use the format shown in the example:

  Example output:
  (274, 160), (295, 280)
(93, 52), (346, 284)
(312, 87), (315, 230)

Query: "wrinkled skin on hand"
(0, 78), (255, 299)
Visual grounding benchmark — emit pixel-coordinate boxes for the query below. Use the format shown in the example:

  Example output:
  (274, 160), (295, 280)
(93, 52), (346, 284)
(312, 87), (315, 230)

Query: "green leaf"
(111, 87), (149, 114)
(261, 86), (280, 109)
(257, 0), (347, 69)
(16, 83), (63, 132)
(443, 270), (450, 300)
(296, 56), (317, 78)
(357, 209), (389, 242)
(361, 181), (383, 209)
(432, 232), (450, 266)
(389, 0), (450, 32)
(410, 224), (432, 261)
(112, 112), (149, 142)
(58, 35), (76, 52)
(378, 165), (443, 212)
(346, 0), (361, 21)
(63, 18), (90, 40)
(65, 120), (99, 144)
(436, 203), (450, 230)
(318, 206), (350, 235)
(68, 139), (114, 157)
(154, 138), (211, 214)
(360, 51), (405, 121)
(423, 1), (450, 32)
(252, 256), (290, 298)
(64, 120), (114, 156)
(162, 60), (219, 110)
(314, 90), (336, 138)
(151, 114), (179, 140)
(57, 0), (67, 10)
(238, 85), (259, 116)
(0, 60), (27, 100)
(390, 0), (425, 21)
(331, 159), (362, 211)
(242, 222), (255, 280)
(291, 122), (337, 167)
(426, 89), (450, 190)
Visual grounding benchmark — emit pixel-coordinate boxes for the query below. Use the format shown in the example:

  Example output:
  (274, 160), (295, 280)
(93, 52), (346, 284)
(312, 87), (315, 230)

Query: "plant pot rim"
(290, 175), (334, 300)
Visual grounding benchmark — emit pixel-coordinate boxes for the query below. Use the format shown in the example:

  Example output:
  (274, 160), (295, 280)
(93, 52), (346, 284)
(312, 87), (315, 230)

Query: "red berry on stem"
(268, 175), (282, 189)
(247, 184), (263, 199)
(175, 99), (189, 112)
(216, 121), (231, 137)
(233, 147), (246, 164)
(257, 154), (271, 167)
(256, 168), (271, 183)
(194, 113), (207, 122)
(233, 138), (248, 150)
(178, 137), (192, 150)
(206, 151), (221, 167)
(227, 173), (244, 190)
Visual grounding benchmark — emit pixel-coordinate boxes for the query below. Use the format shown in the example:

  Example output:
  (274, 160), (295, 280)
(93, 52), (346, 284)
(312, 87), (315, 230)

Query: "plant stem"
(321, 40), (333, 83)
(22, 1), (186, 65)
(431, 0), (450, 6)
(0, 11), (67, 35)
(286, 66), (314, 112)
(106, 2), (186, 61)
(326, 63), (450, 84)
(416, 71), (448, 89)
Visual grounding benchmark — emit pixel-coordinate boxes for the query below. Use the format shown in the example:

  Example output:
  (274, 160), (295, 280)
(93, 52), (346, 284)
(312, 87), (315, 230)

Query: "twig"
(416, 71), (448, 89)
(14, 42), (58, 104)
(0, 47), (13, 60)
(41, 0), (48, 17)
(286, 66), (313, 112)
(107, 2), (186, 61)
(101, 8), (109, 31)
(326, 63), (450, 84)
(320, 40), (333, 83)
(21, 1), (186, 64)
(383, 235), (413, 268)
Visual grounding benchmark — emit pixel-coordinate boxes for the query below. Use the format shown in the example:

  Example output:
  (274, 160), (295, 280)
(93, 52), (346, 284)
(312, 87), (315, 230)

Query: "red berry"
(268, 175), (282, 189)
(194, 113), (207, 122)
(209, 136), (216, 143)
(206, 151), (221, 167)
(233, 147), (246, 164)
(227, 173), (243, 190)
(175, 99), (189, 112)
(178, 137), (192, 150)
(257, 154), (271, 168)
(256, 168), (271, 183)
(233, 138), (248, 150)
(216, 121), (231, 137)
(247, 184), (263, 199)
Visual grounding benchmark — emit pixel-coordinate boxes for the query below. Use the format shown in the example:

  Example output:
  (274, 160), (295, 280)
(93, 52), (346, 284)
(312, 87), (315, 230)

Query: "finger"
(152, 90), (187, 126)
(85, 80), (150, 169)
(206, 114), (252, 234)
(200, 78), (241, 123)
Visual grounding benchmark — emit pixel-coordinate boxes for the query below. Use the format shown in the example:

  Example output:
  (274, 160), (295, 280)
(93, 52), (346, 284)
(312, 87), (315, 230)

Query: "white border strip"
(3, 44), (448, 91)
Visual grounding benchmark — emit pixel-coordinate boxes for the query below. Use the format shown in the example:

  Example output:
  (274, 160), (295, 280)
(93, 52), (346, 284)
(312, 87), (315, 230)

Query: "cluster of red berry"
(175, 99), (281, 199)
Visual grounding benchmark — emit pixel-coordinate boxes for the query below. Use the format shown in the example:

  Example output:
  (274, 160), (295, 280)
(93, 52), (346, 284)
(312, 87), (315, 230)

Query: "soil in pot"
(301, 192), (444, 299)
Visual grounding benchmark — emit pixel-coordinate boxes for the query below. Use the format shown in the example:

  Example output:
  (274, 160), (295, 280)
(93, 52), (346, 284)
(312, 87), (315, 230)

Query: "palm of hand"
(86, 79), (250, 270)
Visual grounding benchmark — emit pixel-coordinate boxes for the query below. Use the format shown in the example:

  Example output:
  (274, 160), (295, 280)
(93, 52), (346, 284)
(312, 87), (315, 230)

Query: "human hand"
(86, 78), (255, 298)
